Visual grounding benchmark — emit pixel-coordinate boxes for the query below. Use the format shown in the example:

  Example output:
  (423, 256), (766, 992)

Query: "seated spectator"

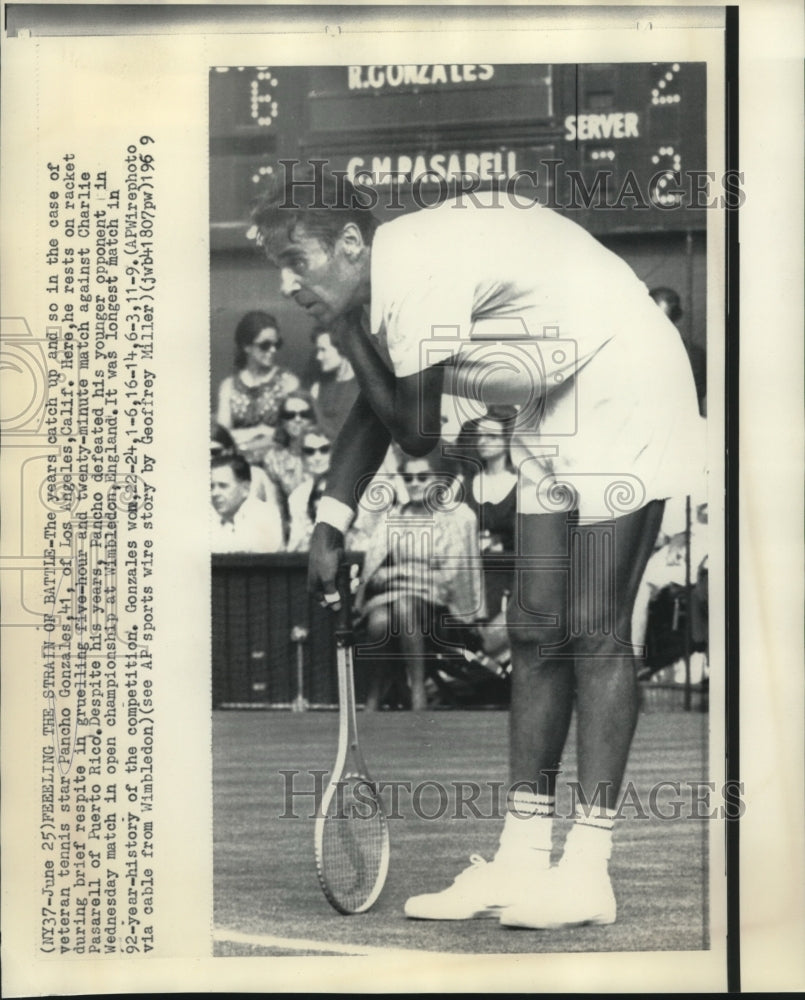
(215, 311), (300, 463)
(632, 497), (709, 683)
(210, 420), (284, 515)
(286, 426), (332, 552)
(262, 389), (316, 501)
(455, 408), (518, 552)
(356, 452), (484, 710)
(210, 452), (284, 553)
(309, 327), (360, 442)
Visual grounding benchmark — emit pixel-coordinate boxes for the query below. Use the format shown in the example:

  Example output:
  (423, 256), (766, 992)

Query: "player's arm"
(325, 392), (392, 511)
(308, 392), (391, 605)
(311, 316), (444, 606)
(335, 309), (444, 457)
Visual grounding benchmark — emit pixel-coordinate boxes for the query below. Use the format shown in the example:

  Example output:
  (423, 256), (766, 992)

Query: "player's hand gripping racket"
(314, 567), (390, 914)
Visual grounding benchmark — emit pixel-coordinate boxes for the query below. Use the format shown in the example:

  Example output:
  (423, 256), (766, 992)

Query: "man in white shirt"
(210, 453), (284, 554)
(250, 170), (705, 930)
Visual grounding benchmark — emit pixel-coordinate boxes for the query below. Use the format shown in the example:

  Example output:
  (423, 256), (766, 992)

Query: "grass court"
(213, 707), (709, 957)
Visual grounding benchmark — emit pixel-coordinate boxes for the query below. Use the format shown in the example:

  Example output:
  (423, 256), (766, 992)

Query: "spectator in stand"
(210, 421), (279, 508)
(262, 389), (317, 504)
(288, 433), (395, 553)
(456, 407), (518, 552)
(649, 287), (707, 416)
(632, 498), (709, 684)
(287, 426), (333, 551)
(215, 311), (300, 463)
(309, 327), (360, 442)
(210, 452), (285, 553)
(356, 451), (484, 710)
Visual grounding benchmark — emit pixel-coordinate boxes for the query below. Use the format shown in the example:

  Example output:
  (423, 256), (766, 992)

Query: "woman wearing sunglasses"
(286, 426), (333, 551)
(215, 310), (300, 464)
(356, 452), (483, 711)
(262, 389), (317, 509)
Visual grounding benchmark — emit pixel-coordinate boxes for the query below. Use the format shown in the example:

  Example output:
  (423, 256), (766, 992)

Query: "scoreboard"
(210, 62), (708, 249)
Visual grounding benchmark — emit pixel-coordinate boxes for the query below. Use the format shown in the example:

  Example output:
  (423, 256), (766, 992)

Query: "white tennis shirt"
(369, 196), (705, 519)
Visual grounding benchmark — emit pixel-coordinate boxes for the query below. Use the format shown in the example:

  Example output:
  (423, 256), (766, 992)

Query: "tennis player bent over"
(251, 170), (704, 929)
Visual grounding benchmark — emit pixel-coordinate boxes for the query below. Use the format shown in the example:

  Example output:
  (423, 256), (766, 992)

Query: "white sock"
(561, 806), (616, 870)
(494, 789), (554, 868)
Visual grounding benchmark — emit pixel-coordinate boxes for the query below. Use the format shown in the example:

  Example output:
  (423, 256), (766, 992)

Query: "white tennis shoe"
(499, 863), (616, 929)
(404, 854), (548, 921)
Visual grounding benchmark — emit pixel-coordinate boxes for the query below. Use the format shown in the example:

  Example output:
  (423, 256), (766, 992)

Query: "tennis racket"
(314, 598), (390, 914)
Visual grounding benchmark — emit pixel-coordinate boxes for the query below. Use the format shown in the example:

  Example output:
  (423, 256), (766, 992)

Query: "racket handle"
(334, 628), (354, 649)
(334, 561), (355, 636)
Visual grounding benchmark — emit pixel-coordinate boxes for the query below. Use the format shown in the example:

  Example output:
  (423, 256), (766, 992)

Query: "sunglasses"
(253, 340), (281, 351)
(402, 472), (433, 484)
(280, 408), (313, 420)
(303, 444), (331, 456)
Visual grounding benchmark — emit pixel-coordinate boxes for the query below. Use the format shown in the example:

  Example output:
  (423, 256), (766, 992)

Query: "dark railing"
(212, 553), (345, 707)
(211, 551), (513, 708)
(212, 551), (706, 710)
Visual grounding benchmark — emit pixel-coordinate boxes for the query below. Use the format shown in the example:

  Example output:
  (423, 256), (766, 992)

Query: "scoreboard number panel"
(210, 62), (707, 247)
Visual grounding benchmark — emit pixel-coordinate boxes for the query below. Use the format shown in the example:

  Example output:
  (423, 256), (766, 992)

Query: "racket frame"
(314, 628), (390, 914)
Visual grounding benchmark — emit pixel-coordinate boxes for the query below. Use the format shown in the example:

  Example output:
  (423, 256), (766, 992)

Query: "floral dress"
(227, 368), (297, 429)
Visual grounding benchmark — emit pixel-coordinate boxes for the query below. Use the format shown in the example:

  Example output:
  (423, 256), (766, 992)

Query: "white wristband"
(315, 497), (355, 535)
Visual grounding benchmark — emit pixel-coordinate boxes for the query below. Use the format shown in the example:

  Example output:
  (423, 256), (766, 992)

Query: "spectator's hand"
(233, 428), (275, 464)
(308, 521), (345, 611)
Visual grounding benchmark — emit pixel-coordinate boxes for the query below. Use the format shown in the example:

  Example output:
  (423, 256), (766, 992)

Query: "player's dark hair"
(211, 452), (252, 483)
(233, 310), (282, 369)
(251, 165), (379, 257)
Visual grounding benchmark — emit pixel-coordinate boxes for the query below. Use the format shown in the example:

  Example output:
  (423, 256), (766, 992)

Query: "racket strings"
(319, 774), (388, 913)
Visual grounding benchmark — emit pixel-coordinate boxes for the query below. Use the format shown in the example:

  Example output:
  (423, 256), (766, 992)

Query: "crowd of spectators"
(211, 295), (708, 704)
(210, 311), (520, 560)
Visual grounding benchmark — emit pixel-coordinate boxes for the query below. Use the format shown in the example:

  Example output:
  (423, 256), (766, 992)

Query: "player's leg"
(574, 500), (665, 803)
(502, 500), (664, 929)
(500, 509), (577, 862)
(405, 510), (573, 920)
